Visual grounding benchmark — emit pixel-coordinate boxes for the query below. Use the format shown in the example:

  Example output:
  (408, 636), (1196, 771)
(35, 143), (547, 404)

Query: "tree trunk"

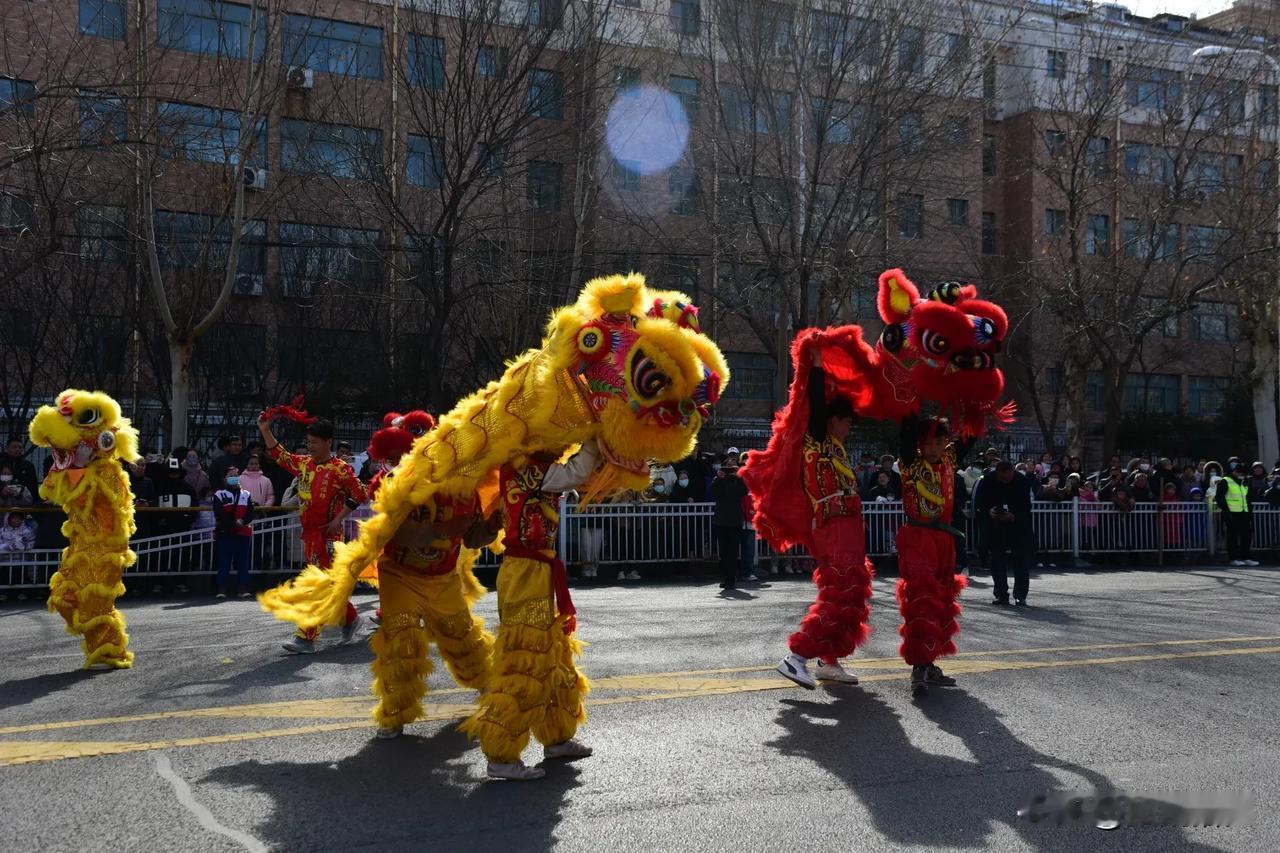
(1063, 355), (1088, 460)
(1248, 309), (1279, 467)
(1101, 363), (1123, 460)
(169, 338), (194, 449)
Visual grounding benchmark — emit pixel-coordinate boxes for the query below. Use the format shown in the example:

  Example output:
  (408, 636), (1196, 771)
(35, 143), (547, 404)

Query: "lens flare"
(605, 84), (690, 175)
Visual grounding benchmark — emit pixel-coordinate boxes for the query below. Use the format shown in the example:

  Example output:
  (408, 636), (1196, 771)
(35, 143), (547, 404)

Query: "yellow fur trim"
(370, 623), (433, 728)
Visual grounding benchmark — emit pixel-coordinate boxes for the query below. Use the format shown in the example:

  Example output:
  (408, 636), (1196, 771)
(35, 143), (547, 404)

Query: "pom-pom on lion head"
(369, 410), (436, 465)
(874, 268), (1011, 434)
(29, 389), (140, 472)
(547, 274), (729, 480)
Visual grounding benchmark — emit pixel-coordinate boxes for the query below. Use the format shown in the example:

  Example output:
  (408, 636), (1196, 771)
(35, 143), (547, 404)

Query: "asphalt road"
(1, 564), (1277, 853)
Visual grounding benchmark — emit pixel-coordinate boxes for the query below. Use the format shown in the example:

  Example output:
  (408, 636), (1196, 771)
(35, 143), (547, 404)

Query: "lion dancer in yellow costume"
(258, 275), (728, 773)
(28, 390), (141, 670)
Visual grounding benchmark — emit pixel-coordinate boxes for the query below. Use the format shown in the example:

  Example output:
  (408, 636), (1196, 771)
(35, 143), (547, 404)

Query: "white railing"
(2, 500), (1277, 589)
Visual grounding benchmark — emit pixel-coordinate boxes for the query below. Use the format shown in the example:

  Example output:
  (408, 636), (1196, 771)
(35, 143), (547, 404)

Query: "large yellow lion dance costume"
(260, 275), (728, 760)
(29, 390), (140, 670)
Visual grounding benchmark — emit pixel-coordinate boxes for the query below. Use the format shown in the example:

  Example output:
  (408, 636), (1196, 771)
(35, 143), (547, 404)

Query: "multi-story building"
(0, 0), (1273, 458)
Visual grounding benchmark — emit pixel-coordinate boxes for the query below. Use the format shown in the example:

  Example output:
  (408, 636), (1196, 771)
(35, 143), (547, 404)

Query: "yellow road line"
(2, 643), (1278, 767)
(4, 634), (1278, 737)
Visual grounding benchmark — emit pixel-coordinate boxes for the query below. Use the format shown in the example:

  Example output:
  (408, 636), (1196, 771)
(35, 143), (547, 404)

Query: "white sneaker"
(617, 571), (627, 581)
(342, 614), (364, 644)
(544, 739), (593, 760)
(282, 637), (317, 654)
(627, 570), (642, 580)
(744, 574), (760, 582)
(487, 761), (546, 781)
(776, 653), (816, 689)
(815, 662), (860, 684)
(376, 725), (403, 739)
(1230, 560), (1246, 567)
(1245, 560), (1260, 567)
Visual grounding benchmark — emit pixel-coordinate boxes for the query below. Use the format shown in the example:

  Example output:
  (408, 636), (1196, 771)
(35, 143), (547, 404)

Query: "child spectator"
(211, 467), (255, 599)
(0, 510), (37, 599)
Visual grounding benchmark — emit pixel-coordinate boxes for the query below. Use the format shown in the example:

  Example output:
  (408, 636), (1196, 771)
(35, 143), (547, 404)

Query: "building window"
(528, 161), (562, 211)
(154, 211), (266, 277)
(407, 135), (442, 189)
(77, 204), (128, 264)
(409, 35), (445, 90)
(529, 69), (563, 120)
(612, 158), (641, 191)
(982, 134), (996, 176)
(898, 113), (923, 153)
(81, 0), (126, 40)
(527, 0), (564, 30)
(1044, 208), (1065, 236)
(0, 78), (36, 117)
(1043, 129), (1066, 158)
(280, 222), (382, 296)
(1086, 136), (1110, 176)
(1087, 56), (1112, 94)
(947, 198), (969, 227)
(900, 26), (924, 75)
(1124, 219), (1179, 262)
(669, 75), (699, 117)
(1261, 85), (1278, 125)
(671, 1), (700, 36)
(669, 168), (699, 215)
(1188, 376), (1227, 417)
(1126, 65), (1182, 111)
(79, 92), (127, 148)
(0, 193), (33, 230)
(944, 33), (970, 66)
(813, 98), (853, 145)
(476, 143), (502, 176)
(1124, 142), (1173, 184)
(1086, 370), (1104, 411)
(724, 352), (775, 399)
(1046, 49), (1067, 80)
(1086, 214), (1110, 256)
(283, 14), (384, 79)
(981, 212), (997, 254)
(1192, 302), (1238, 341)
(1186, 224), (1230, 260)
(281, 118), (382, 179)
(1122, 373), (1179, 415)
(158, 0), (265, 60)
(1139, 295), (1180, 338)
(157, 101), (267, 166)
(1191, 75), (1246, 122)
(614, 66), (641, 97)
(478, 45), (507, 79)
(897, 193), (923, 240)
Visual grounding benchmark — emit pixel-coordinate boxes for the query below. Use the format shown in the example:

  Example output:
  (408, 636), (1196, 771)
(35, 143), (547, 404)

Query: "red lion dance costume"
(742, 269), (1012, 694)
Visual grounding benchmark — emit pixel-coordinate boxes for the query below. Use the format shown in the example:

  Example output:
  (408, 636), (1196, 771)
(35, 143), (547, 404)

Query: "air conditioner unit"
(286, 280), (316, 299)
(243, 167), (267, 190)
(985, 105), (1005, 121)
(286, 66), (315, 90)
(234, 272), (264, 296)
(232, 373), (260, 396)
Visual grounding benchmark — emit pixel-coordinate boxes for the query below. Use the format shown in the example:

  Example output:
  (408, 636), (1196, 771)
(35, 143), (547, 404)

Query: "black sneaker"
(926, 664), (957, 686)
(1014, 598), (1028, 607)
(991, 596), (1010, 606)
(910, 665), (929, 697)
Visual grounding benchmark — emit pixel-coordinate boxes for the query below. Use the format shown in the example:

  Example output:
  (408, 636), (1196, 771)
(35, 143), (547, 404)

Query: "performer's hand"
(257, 412), (272, 430)
(812, 349), (823, 367)
(326, 518), (344, 535)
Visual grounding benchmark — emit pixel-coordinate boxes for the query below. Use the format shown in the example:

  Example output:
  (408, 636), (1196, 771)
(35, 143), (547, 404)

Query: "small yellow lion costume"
(259, 275), (728, 750)
(28, 390), (140, 670)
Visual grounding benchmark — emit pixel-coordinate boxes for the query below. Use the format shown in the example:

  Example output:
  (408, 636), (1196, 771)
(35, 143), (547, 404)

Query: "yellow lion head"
(29, 389), (140, 472)
(545, 274), (729, 482)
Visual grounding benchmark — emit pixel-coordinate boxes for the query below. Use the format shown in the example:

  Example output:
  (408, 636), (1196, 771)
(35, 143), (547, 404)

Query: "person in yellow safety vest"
(1215, 463), (1258, 567)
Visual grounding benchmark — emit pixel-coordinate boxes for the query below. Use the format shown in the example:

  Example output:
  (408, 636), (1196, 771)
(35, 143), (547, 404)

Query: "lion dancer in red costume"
(896, 415), (974, 698)
(257, 401), (368, 654)
(743, 341), (876, 690)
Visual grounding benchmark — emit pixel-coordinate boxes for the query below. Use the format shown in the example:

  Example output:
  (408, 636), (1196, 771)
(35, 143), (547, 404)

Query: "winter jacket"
(0, 514), (36, 552)
(238, 470), (275, 507)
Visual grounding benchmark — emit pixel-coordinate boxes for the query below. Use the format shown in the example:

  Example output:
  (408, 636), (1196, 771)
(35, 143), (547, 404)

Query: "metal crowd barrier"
(2, 499), (1279, 589)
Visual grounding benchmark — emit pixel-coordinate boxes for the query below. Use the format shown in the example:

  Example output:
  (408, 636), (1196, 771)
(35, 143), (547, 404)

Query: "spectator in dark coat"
(208, 434), (249, 490)
(711, 458), (749, 590)
(4, 438), (39, 499)
(152, 457), (199, 536)
(976, 461), (1034, 605)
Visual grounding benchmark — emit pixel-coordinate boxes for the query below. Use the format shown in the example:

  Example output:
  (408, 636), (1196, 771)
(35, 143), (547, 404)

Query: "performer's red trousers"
(788, 516), (874, 665)
(299, 524), (358, 641)
(895, 525), (967, 666)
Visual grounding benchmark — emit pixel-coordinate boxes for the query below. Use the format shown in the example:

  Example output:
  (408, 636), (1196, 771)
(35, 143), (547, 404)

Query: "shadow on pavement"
(717, 589), (757, 601)
(202, 725), (581, 850)
(0, 669), (97, 710)
(139, 639), (373, 701)
(769, 691), (1226, 851)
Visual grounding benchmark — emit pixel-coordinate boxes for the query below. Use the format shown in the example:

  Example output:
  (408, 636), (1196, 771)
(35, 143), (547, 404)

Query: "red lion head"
(369, 410), (436, 464)
(874, 268), (1012, 435)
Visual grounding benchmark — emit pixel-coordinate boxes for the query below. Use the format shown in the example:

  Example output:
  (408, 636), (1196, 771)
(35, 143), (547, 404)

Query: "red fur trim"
(895, 573), (967, 666)
(263, 395), (316, 425)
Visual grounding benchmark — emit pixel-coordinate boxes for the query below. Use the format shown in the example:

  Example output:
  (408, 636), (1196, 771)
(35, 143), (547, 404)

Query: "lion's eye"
(921, 330), (949, 356)
(77, 408), (101, 426)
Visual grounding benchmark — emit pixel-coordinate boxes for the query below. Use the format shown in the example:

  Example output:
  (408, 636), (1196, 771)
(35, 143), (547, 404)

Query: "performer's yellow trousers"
(370, 561), (494, 729)
(47, 548), (133, 670)
(460, 556), (590, 763)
